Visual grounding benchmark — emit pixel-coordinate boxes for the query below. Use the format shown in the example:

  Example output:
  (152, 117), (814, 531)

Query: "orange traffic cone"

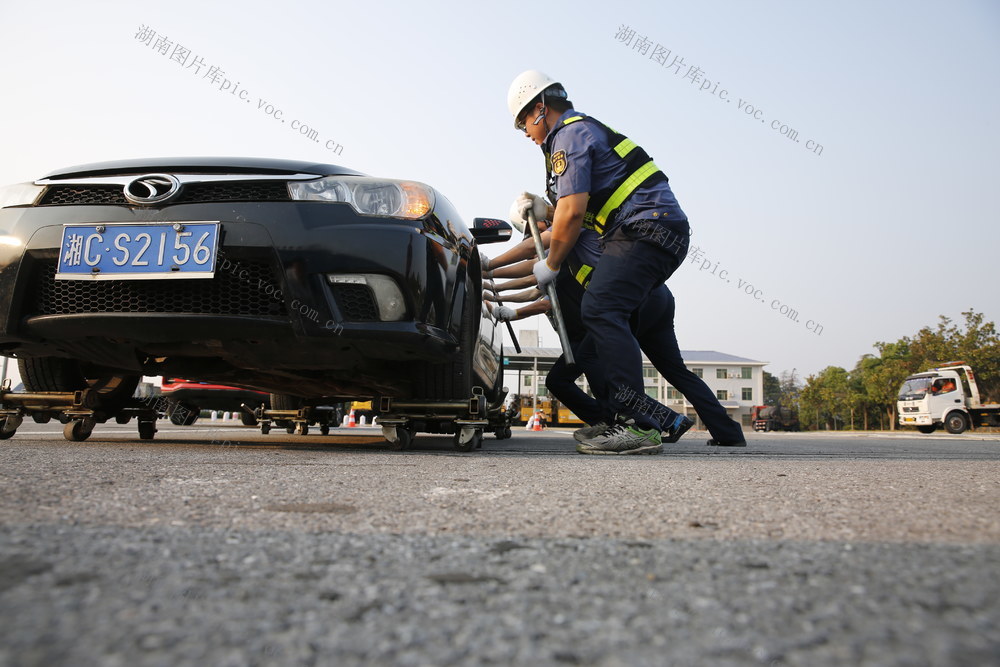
(532, 412), (543, 431)
(347, 409), (357, 427)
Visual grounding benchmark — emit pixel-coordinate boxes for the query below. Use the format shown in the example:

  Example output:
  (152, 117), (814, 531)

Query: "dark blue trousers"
(545, 348), (606, 426)
(543, 274), (606, 426)
(580, 225), (684, 431)
(632, 286), (745, 443)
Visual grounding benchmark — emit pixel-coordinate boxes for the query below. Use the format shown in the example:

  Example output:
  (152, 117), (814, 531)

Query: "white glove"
(532, 259), (560, 288)
(494, 305), (516, 321)
(508, 192), (547, 232)
(479, 250), (491, 272)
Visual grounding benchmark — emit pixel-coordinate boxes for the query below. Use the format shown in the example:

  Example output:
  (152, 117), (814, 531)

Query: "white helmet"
(507, 70), (563, 128)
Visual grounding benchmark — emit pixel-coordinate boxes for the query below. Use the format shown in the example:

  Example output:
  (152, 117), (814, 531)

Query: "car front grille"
(38, 181), (291, 206)
(329, 283), (378, 321)
(27, 258), (288, 317)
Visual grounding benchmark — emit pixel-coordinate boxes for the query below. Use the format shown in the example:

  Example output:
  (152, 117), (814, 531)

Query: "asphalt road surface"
(1, 420), (998, 666)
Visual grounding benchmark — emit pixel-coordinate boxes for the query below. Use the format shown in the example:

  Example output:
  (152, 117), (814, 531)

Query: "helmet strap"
(533, 91), (550, 135)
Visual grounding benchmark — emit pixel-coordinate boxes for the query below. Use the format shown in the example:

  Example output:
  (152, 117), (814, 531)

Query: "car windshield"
(898, 377), (932, 400)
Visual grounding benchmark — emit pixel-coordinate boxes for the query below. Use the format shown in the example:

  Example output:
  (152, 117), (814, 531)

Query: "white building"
(504, 348), (767, 430)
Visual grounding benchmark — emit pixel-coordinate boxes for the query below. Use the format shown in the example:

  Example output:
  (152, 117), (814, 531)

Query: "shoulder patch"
(551, 150), (567, 176)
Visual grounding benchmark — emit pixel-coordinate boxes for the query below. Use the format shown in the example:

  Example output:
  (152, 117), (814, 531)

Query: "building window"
(692, 368), (703, 378)
(741, 366), (752, 379)
(645, 387), (658, 399)
(717, 389), (728, 400)
(742, 413), (752, 426)
(666, 387), (681, 399)
(524, 376), (532, 387)
(643, 366), (659, 379)
(716, 368), (727, 379)
(742, 387), (753, 401)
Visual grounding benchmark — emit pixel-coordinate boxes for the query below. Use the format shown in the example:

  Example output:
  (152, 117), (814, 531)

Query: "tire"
(18, 358), (139, 411)
(917, 424), (937, 434)
(167, 402), (199, 426)
(269, 393), (302, 411)
(270, 393), (302, 430)
(240, 411), (258, 426)
(944, 411), (969, 435)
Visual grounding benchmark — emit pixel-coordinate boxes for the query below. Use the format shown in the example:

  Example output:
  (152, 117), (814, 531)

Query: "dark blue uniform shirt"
(547, 109), (688, 239)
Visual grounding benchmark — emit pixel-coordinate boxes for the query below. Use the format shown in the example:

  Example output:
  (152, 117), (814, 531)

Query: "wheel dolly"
(0, 378), (161, 442)
(243, 403), (341, 437)
(375, 386), (512, 452)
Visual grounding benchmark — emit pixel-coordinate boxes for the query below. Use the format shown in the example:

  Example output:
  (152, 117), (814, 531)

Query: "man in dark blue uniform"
(487, 200), (746, 448)
(506, 69), (702, 454)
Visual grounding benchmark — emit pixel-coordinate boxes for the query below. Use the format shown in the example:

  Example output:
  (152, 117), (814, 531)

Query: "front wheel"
(944, 411), (969, 435)
(18, 358), (139, 411)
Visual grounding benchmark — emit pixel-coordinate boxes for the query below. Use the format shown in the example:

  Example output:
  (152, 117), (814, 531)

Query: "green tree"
(862, 341), (918, 430)
(763, 371), (781, 404)
(910, 310), (1000, 402)
(779, 369), (802, 407)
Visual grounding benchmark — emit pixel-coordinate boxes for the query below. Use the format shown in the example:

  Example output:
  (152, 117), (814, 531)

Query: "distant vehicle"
(160, 378), (269, 426)
(509, 395), (584, 426)
(349, 400), (376, 423)
(751, 404), (800, 432)
(897, 362), (1000, 434)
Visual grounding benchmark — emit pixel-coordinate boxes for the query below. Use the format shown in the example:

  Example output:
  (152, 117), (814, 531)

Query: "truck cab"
(898, 362), (1000, 434)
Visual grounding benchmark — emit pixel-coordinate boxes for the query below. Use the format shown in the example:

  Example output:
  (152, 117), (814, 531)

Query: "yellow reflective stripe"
(614, 138), (637, 157)
(563, 116), (584, 125)
(595, 161), (660, 225)
(581, 212), (603, 233)
(574, 264), (594, 286)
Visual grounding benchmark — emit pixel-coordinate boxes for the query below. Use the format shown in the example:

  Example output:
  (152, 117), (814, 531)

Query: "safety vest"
(544, 115), (668, 235)
(565, 257), (595, 289)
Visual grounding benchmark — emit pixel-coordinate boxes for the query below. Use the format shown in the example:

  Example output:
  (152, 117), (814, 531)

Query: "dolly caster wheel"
(64, 419), (95, 442)
(453, 428), (482, 453)
(138, 421), (156, 440)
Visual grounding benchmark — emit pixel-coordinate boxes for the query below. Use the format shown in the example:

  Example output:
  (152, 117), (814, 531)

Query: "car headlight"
(0, 182), (45, 209)
(288, 177), (434, 220)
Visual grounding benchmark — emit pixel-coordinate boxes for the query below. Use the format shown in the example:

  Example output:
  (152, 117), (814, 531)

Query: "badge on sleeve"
(551, 150), (567, 176)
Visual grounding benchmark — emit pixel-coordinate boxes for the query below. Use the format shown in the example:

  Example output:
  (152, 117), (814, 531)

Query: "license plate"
(903, 417), (915, 422)
(56, 222), (220, 280)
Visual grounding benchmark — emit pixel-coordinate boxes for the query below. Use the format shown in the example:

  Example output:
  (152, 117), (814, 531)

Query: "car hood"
(41, 157), (365, 180)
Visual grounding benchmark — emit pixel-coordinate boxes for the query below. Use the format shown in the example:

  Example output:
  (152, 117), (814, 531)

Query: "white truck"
(897, 362), (1000, 434)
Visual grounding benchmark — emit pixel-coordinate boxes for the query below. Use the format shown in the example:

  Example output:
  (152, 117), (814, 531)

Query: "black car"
(0, 158), (511, 444)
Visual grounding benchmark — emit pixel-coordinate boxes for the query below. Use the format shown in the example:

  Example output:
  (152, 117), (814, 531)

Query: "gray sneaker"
(577, 421), (663, 455)
(573, 422), (610, 443)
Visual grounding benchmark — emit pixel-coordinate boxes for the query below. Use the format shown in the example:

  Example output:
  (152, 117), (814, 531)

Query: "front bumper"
(0, 200), (470, 397)
(899, 414), (933, 426)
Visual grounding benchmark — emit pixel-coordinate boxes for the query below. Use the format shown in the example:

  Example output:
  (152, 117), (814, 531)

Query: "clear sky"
(1, 0), (997, 381)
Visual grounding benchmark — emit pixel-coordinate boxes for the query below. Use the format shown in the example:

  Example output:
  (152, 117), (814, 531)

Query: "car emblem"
(123, 173), (181, 205)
